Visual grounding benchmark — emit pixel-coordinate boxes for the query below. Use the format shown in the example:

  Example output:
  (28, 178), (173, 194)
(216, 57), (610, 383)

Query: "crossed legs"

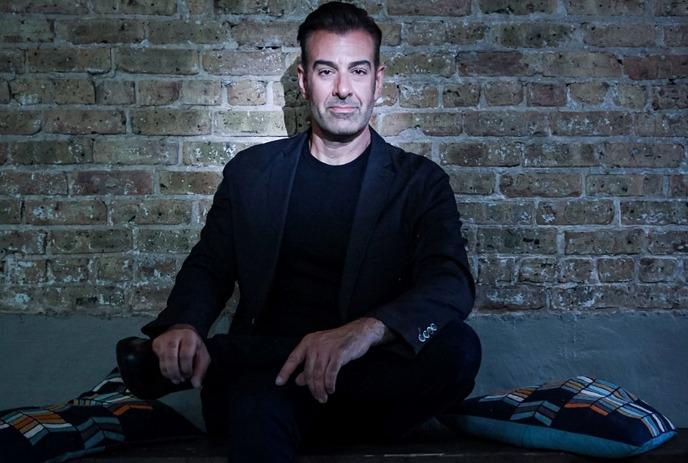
(201, 320), (481, 462)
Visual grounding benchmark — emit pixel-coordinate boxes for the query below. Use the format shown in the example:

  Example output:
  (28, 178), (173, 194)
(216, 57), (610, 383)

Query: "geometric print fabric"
(0, 368), (200, 463)
(472, 375), (675, 445)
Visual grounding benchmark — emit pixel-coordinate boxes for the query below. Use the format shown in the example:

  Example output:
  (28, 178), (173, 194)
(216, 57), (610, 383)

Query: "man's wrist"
(357, 317), (395, 346)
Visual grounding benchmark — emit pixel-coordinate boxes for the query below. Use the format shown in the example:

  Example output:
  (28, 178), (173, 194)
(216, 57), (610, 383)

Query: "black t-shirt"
(255, 139), (371, 337)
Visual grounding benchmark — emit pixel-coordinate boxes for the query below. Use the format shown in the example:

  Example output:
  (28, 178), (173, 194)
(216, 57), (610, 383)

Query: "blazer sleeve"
(141, 162), (237, 339)
(366, 164), (475, 357)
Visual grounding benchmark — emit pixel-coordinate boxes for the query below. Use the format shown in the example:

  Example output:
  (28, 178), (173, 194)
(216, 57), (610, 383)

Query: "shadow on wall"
(281, 59), (311, 137)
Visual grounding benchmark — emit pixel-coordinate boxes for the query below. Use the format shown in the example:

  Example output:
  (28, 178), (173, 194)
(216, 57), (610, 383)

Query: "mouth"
(327, 105), (358, 114)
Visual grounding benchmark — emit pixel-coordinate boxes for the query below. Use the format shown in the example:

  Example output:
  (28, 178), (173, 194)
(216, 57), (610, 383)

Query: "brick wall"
(0, 0), (686, 317)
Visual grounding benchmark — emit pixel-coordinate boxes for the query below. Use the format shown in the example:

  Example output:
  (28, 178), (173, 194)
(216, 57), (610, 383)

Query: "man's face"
(298, 29), (384, 141)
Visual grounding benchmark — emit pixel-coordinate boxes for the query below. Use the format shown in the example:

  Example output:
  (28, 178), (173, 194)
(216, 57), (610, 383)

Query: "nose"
(334, 72), (352, 99)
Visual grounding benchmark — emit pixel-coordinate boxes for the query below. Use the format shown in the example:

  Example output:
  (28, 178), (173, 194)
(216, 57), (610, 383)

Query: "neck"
(309, 125), (371, 166)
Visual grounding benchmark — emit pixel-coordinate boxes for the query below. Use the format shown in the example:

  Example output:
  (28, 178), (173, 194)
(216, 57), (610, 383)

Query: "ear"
(297, 63), (309, 100)
(373, 64), (385, 100)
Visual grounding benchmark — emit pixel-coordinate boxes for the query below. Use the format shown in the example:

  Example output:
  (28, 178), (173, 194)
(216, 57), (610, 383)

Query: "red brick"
(159, 171), (222, 195)
(0, 18), (53, 43)
(621, 201), (687, 225)
(4, 139), (93, 165)
(447, 170), (495, 195)
(458, 51), (535, 76)
(136, 229), (199, 253)
(117, 49), (198, 75)
(25, 200), (107, 225)
(636, 112), (688, 136)
(550, 111), (632, 136)
(386, 53), (455, 77)
(148, 19), (232, 44)
(536, 200), (614, 225)
(665, 25), (688, 46)
(441, 142), (522, 167)
(464, 111), (548, 136)
(0, 171), (68, 195)
(96, 80), (135, 105)
(27, 48), (110, 73)
(0, 0), (88, 13)
(583, 24), (657, 47)
(111, 200), (192, 224)
(565, 0), (645, 15)
(526, 83), (566, 106)
(542, 52), (622, 77)
(0, 199), (21, 224)
(443, 84), (480, 107)
(231, 20), (298, 47)
(0, 231), (46, 254)
(476, 285), (547, 311)
(586, 174), (663, 196)
(93, 139), (177, 165)
(131, 109), (211, 136)
(656, 0), (688, 15)
(565, 230), (644, 255)
(475, 227), (558, 254)
(0, 50), (24, 73)
(496, 23), (573, 48)
(480, 0), (557, 14)
(10, 78), (95, 105)
(523, 143), (597, 167)
(137, 80), (181, 106)
(457, 200), (533, 225)
(501, 173), (581, 197)
(44, 110), (125, 135)
(69, 171), (153, 195)
(670, 175), (688, 197)
(652, 83), (688, 109)
(483, 81), (523, 106)
(624, 55), (688, 80)
(601, 143), (684, 168)
(50, 230), (132, 254)
(117, 0), (176, 15)
(56, 19), (144, 44)
(389, 0), (471, 15)
(399, 83), (439, 108)
(598, 257), (634, 282)
(0, 111), (42, 135)
(203, 50), (289, 76)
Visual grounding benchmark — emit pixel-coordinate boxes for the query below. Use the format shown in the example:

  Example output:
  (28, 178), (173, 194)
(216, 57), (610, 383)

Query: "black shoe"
(116, 336), (192, 400)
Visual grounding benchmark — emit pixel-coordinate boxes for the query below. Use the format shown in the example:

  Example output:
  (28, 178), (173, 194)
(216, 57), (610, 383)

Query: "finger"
(295, 371), (306, 386)
(178, 335), (196, 380)
(311, 353), (328, 403)
(158, 336), (182, 383)
(275, 345), (305, 386)
(191, 343), (210, 389)
(304, 351), (327, 404)
(324, 356), (343, 395)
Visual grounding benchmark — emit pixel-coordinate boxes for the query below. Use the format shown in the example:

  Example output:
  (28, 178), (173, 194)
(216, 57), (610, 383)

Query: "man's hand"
(151, 324), (210, 389)
(274, 317), (393, 404)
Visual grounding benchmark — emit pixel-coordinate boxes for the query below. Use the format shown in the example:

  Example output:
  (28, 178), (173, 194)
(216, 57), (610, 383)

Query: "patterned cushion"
(439, 376), (677, 458)
(0, 368), (200, 463)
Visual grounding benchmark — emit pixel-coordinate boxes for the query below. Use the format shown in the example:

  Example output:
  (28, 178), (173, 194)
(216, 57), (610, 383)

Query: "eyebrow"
(312, 59), (372, 70)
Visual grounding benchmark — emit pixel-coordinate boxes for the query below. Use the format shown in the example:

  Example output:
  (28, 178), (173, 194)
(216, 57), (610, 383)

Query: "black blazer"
(143, 128), (475, 357)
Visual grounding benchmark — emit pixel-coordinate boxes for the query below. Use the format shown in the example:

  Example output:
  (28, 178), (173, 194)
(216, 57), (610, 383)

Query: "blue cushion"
(439, 376), (676, 458)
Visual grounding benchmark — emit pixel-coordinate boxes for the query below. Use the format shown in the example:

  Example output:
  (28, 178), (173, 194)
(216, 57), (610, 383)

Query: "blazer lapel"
(251, 132), (307, 315)
(337, 128), (396, 321)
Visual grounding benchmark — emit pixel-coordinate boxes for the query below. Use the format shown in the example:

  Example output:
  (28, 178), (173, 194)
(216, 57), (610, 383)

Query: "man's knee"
(424, 319), (482, 385)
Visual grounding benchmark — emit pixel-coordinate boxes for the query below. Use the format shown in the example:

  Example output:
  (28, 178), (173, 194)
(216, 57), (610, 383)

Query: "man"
(117, 2), (481, 461)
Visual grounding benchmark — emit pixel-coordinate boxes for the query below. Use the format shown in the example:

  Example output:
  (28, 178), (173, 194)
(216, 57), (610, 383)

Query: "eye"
(352, 68), (368, 76)
(318, 68), (334, 77)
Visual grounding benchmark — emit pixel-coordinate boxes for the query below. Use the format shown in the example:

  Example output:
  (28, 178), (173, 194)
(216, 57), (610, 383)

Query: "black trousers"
(201, 319), (481, 462)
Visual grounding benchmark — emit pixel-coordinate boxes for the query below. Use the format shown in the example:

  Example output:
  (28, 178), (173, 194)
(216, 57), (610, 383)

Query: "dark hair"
(297, 1), (382, 70)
